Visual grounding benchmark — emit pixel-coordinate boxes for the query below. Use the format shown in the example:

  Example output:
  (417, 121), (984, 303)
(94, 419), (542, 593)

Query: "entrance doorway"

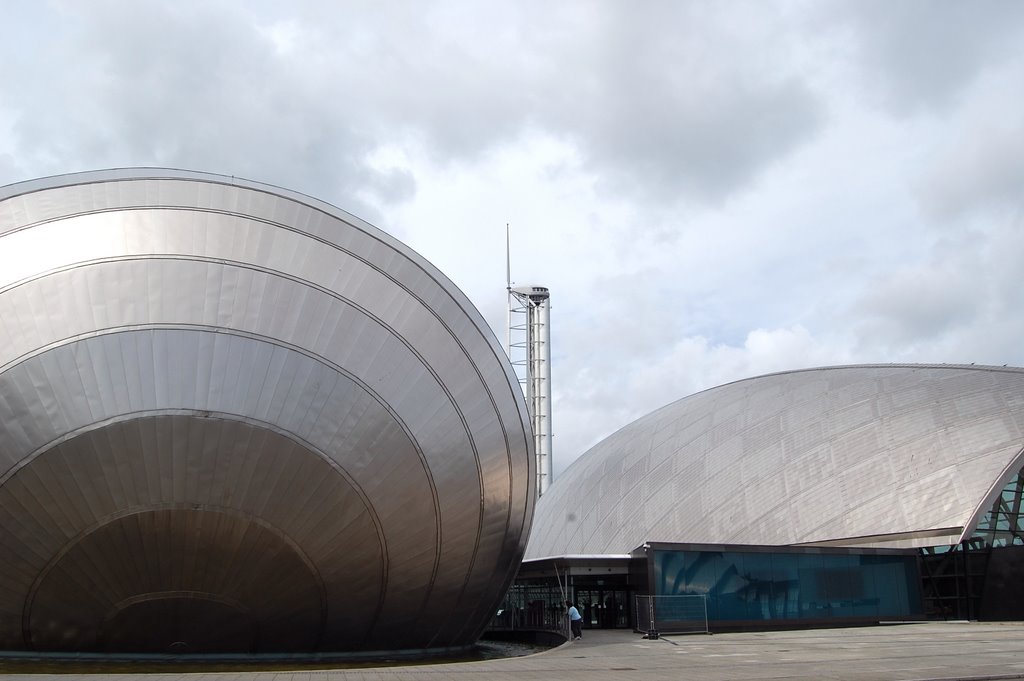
(575, 588), (630, 628)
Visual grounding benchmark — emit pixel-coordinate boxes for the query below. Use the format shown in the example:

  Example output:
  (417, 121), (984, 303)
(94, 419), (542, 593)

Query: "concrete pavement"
(5, 621), (1024, 680)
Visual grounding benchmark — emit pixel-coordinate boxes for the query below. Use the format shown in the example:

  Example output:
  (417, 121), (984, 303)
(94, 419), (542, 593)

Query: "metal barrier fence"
(635, 595), (709, 635)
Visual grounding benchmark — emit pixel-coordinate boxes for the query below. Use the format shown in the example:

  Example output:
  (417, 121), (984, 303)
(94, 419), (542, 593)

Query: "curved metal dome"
(526, 364), (1024, 559)
(0, 169), (534, 654)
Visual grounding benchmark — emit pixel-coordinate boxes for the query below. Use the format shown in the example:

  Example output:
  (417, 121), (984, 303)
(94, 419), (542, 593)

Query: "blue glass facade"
(653, 547), (922, 624)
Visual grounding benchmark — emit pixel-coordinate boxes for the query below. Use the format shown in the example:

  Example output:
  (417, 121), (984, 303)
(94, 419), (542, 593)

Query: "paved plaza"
(5, 622), (1024, 681)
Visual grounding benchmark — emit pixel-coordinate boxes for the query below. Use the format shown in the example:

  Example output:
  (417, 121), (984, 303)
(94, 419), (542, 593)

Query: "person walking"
(566, 600), (583, 640)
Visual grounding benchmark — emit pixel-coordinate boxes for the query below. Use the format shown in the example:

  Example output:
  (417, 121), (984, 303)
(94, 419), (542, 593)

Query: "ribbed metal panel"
(0, 169), (535, 654)
(526, 365), (1024, 559)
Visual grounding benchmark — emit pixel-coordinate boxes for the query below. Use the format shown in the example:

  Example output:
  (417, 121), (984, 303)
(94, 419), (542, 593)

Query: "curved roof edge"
(1, 167), (371, 228)
(960, 443), (1024, 544)
(523, 554), (635, 563)
(581, 362), (1024, 475)
(675, 362), (1024, 408)
(0, 167), (522, 406)
(793, 526), (964, 550)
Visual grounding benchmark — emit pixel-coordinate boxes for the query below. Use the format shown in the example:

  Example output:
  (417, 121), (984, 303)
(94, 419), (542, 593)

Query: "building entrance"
(575, 588), (630, 628)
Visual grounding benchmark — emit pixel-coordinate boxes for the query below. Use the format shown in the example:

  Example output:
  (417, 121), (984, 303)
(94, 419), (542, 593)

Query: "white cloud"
(838, 0), (1024, 114)
(921, 117), (1024, 222)
(2, 0), (1023, 477)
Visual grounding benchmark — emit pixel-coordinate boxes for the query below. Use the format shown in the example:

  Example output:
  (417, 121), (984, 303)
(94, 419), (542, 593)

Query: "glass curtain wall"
(973, 465), (1024, 548)
(653, 548), (921, 625)
(920, 463), (1024, 620)
(491, 582), (570, 631)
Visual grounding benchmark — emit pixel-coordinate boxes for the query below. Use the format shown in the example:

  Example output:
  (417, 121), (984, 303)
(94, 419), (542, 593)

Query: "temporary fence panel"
(635, 595), (709, 634)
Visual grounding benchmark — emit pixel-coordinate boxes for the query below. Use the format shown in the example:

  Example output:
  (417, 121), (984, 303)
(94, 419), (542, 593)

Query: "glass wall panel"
(821, 553), (860, 617)
(796, 552), (826, 617)
(715, 552), (750, 620)
(653, 547), (921, 625)
(769, 552), (801, 619)
(855, 555), (881, 618)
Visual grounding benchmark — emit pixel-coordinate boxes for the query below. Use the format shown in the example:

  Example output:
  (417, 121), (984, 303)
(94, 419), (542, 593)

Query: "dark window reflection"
(654, 548), (920, 623)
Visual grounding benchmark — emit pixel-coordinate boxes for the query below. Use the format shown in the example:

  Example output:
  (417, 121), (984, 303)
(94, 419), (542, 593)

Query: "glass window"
(769, 552), (801, 619)
(652, 547), (921, 624)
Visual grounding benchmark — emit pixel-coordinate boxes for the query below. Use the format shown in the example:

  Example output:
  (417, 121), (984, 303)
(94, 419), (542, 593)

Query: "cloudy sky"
(2, 0), (1023, 475)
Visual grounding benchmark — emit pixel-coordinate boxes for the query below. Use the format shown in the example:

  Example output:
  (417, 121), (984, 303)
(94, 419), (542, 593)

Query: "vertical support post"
(648, 596), (658, 640)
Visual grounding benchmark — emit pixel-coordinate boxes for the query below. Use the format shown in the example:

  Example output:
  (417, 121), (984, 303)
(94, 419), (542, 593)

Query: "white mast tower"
(506, 225), (553, 497)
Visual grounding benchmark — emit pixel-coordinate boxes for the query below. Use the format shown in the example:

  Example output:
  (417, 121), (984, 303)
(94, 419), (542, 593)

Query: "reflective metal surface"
(0, 169), (535, 654)
(526, 365), (1024, 558)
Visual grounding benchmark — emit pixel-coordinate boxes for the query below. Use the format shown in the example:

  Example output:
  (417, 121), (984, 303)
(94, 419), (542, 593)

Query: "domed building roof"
(526, 364), (1024, 559)
(0, 169), (534, 654)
